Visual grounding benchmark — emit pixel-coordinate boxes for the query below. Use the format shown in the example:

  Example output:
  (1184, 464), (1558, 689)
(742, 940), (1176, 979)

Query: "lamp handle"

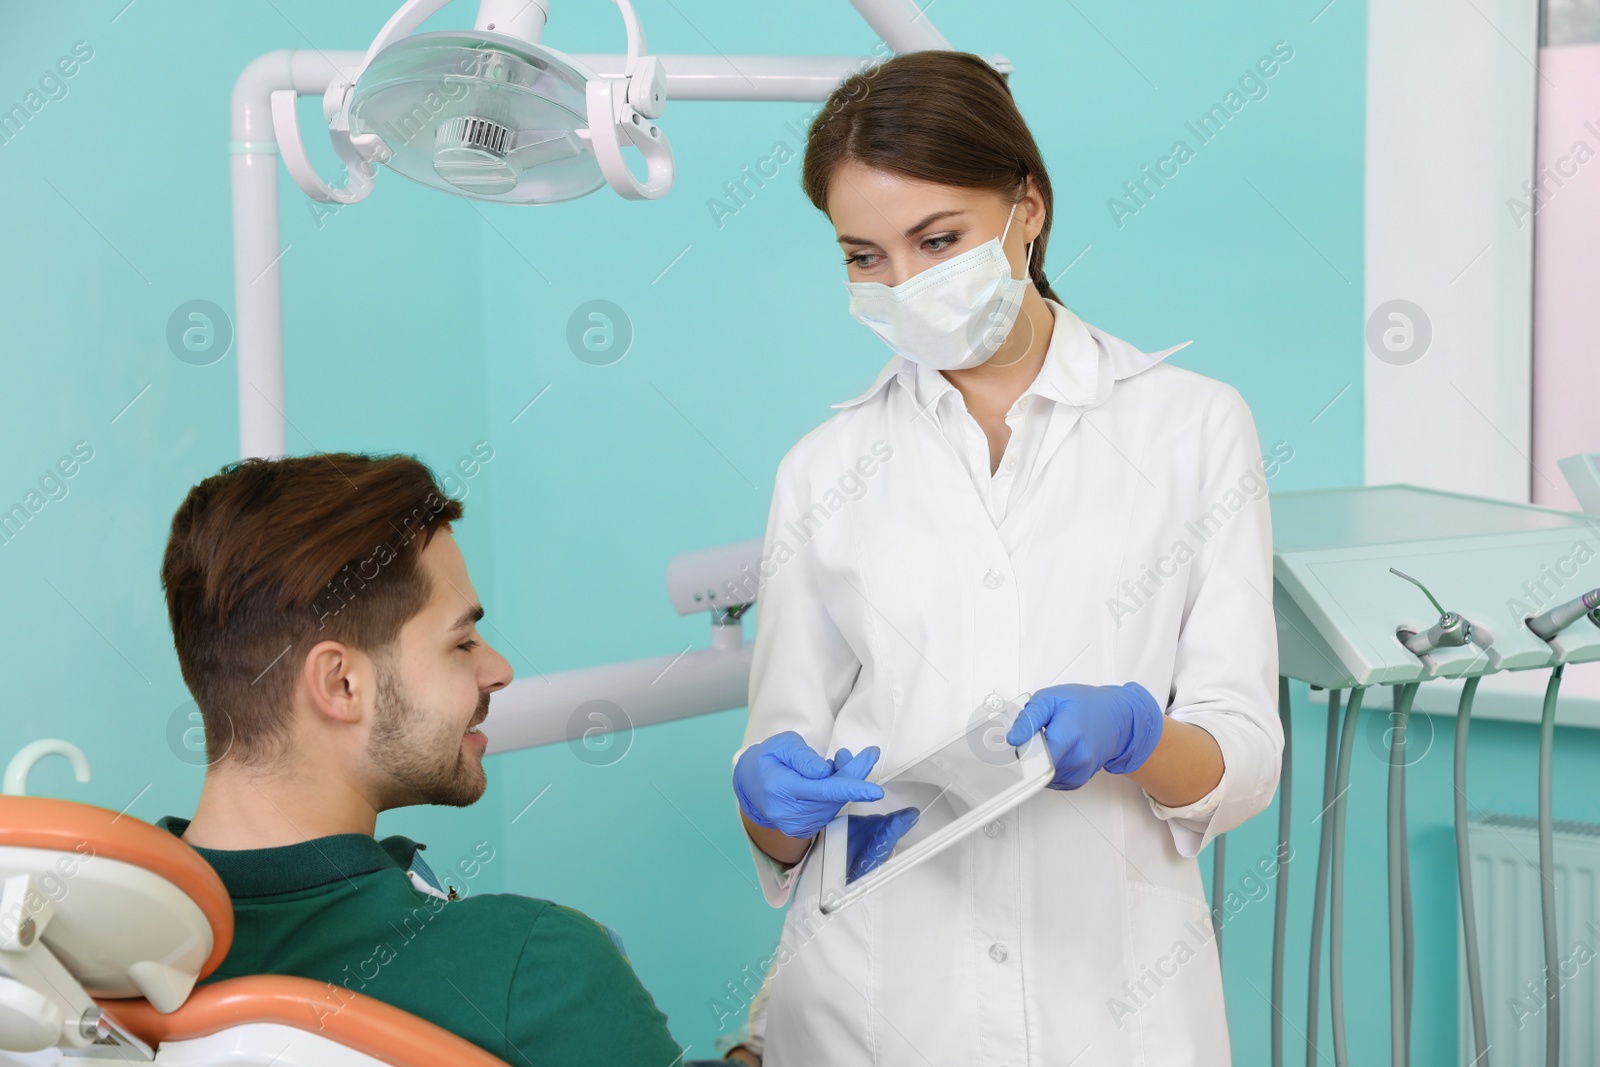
(585, 78), (673, 200)
(4, 740), (91, 797)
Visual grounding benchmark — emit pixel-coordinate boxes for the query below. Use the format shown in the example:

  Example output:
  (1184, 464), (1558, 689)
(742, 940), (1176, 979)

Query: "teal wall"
(0, 1), (506, 870)
(4, 1), (1594, 1064)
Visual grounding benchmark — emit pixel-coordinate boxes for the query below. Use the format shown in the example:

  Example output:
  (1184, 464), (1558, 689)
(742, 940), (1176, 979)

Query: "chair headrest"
(0, 796), (232, 1007)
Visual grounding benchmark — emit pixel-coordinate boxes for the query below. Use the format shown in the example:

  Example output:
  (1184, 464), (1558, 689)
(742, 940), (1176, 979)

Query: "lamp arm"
(361, 0), (456, 72)
(271, 90), (377, 205)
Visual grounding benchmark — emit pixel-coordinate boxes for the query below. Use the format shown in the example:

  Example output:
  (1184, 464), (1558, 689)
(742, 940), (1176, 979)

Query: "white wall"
(1364, 0), (1540, 502)
(1365, 0), (1600, 716)
(1531, 42), (1600, 510)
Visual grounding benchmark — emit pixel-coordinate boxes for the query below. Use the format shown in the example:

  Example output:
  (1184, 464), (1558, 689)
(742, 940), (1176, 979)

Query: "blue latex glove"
(845, 807), (921, 882)
(1004, 682), (1164, 790)
(734, 732), (885, 839)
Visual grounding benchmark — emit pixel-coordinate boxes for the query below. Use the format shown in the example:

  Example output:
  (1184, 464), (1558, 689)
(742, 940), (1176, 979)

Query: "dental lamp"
(231, 0), (991, 459)
(270, 0), (671, 205)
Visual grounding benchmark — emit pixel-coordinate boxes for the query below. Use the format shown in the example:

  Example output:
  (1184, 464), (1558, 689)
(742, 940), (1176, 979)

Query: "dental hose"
(1454, 674), (1489, 1067)
(1212, 832), (1227, 964)
(1540, 664), (1565, 1067)
(1271, 675), (1292, 1067)
(1329, 686), (1365, 1067)
(1306, 688), (1343, 1067)
(1398, 689), (1414, 1047)
(1387, 681), (1419, 1067)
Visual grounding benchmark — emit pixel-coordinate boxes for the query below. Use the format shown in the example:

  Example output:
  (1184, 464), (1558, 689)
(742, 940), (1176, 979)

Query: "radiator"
(1462, 814), (1600, 1063)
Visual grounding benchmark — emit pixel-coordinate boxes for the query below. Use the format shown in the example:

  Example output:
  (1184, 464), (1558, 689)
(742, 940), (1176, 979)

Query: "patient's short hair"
(161, 453), (462, 765)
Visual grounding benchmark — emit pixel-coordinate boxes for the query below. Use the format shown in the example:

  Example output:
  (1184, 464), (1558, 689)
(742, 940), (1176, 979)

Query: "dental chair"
(0, 797), (511, 1066)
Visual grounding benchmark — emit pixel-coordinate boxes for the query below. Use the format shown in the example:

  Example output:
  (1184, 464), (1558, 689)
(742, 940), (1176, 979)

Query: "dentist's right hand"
(734, 731), (884, 839)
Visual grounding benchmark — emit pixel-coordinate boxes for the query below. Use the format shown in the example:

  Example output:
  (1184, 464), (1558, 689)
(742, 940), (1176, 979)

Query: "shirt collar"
(830, 298), (1192, 411)
(157, 815), (425, 899)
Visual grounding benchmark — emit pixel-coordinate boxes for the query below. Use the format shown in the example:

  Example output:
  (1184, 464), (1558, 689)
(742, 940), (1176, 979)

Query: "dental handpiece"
(1399, 612), (1473, 656)
(1390, 567), (1477, 656)
(1526, 587), (1600, 641)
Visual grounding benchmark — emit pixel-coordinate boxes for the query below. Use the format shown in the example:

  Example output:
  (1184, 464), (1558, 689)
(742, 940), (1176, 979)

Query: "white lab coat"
(736, 299), (1281, 1066)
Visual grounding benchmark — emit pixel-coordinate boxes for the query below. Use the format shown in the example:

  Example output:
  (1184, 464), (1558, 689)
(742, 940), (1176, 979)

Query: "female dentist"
(731, 50), (1281, 1067)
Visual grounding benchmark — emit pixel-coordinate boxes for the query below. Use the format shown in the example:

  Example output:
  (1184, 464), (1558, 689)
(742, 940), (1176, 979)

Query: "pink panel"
(1532, 44), (1600, 508)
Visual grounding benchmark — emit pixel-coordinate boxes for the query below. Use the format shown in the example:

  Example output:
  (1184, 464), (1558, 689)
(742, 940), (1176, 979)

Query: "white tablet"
(818, 700), (1054, 915)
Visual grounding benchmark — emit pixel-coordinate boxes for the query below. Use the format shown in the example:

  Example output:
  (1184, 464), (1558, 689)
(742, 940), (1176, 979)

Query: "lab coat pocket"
(1118, 880), (1230, 1067)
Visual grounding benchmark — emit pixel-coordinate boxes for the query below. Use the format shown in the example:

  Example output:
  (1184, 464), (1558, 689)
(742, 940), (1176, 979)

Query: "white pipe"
(576, 54), (887, 100)
(482, 637), (753, 754)
(231, 50), (365, 460)
(4, 740), (91, 796)
(848, 0), (952, 53)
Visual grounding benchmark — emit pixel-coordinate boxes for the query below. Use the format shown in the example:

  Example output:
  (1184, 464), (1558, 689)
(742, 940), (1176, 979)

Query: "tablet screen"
(838, 707), (1046, 885)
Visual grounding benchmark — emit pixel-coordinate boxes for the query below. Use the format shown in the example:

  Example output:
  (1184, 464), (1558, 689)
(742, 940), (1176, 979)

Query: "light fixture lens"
(348, 32), (604, 204)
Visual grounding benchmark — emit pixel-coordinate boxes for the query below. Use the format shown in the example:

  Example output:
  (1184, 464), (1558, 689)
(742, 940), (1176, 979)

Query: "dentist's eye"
(843, 252), (879, 268)
(924, 233), (959, 252)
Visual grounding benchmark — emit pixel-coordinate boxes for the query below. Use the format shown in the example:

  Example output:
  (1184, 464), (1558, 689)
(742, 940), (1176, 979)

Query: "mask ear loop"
(1000, 202), (1035, 284)
(1000, 202), (1018, 247)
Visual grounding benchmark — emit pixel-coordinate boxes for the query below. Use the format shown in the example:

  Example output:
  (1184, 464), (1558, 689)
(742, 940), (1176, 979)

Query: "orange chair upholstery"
(0, 796), (513, 1067)
(0, 795), (234, 978)
(99, 975), (514, 1067)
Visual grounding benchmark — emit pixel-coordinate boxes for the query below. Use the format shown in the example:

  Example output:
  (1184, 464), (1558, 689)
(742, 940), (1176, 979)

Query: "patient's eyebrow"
(451, 604), (485, 631)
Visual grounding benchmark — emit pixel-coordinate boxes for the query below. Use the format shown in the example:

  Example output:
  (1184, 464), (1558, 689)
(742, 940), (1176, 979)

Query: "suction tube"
(1272, 675), (1292, 1067)
(1454, 675), (1489, 1066)
(1306, 689), (1343, 1067)
(1387, 682), (1419, 1067)
(1539, 664), (1565, 1066)
(1329, 685), (1365, 1067)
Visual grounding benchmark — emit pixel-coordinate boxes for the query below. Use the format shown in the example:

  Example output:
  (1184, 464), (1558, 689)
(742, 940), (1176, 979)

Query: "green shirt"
(156, 817), (683, 1067)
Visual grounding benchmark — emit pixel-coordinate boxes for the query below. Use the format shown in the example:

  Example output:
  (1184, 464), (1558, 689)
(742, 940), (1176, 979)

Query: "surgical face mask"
(843, 204), (1034, 371)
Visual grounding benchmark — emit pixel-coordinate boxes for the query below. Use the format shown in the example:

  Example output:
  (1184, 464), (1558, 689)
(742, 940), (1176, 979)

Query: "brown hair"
(161, 453), (462, 765)
(801, 50), (1063, 305)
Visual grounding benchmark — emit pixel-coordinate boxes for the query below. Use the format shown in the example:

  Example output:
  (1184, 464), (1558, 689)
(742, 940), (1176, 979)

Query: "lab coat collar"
(830, 298), (1192, 411)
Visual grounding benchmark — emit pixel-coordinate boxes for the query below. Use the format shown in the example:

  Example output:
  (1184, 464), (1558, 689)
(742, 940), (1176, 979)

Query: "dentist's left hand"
(1005, 682), (1165, 790)
(734, 732), (884, 839)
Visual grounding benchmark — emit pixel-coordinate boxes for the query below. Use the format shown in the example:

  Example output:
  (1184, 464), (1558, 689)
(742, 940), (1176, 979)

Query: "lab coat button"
(983, 820), (1004, 838)
(989, 942), (1008, 963)
(983, 569), (1005, 589)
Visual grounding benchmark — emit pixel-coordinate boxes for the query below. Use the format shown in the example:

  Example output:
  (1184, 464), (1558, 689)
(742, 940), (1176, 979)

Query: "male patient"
(154, 451), (692, 1065)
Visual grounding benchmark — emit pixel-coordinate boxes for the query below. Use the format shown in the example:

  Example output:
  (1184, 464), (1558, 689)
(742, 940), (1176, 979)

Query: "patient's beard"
(367, 662), (487, 808)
